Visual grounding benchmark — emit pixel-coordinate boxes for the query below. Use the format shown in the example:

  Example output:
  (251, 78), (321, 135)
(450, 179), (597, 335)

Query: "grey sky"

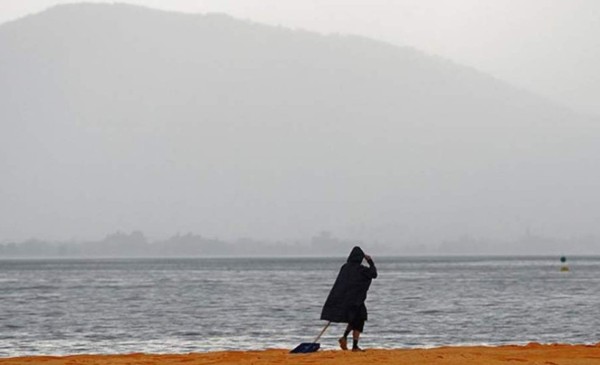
(2, 0), (599, 116)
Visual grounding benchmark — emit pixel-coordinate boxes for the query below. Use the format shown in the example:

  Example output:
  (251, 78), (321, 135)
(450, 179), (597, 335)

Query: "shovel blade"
(290, 342), (320, 353)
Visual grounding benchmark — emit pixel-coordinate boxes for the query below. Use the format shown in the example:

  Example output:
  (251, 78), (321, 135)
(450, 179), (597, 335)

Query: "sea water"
(1, 256), (599, 356)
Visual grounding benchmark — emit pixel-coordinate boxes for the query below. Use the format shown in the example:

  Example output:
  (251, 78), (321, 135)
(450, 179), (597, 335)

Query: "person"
(320, 246), (377, 351)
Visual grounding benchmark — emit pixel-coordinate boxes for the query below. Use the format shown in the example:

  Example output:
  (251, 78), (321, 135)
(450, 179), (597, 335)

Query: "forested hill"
(1, 4), (598, 246)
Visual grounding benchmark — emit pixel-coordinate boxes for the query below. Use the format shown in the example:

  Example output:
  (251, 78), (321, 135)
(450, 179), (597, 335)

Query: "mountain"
(1, 3), (599, 249)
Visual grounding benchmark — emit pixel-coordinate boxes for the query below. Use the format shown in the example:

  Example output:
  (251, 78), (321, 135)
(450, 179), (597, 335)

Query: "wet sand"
(2, 343), (600, 365)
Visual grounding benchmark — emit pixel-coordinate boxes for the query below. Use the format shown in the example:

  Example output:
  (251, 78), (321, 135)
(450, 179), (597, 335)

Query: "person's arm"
(364, 254), (378, 279)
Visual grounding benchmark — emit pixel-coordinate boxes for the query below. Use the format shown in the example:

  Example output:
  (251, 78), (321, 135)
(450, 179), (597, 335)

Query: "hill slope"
(1, 4), (599, 246)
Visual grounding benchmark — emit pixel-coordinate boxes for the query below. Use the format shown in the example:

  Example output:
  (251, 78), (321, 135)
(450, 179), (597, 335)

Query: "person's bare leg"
(338, 324), (351, 350)
(352, 330), (364, 351)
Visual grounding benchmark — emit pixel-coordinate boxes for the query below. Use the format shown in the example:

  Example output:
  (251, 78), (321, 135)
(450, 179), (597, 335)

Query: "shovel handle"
(313, 321), (331, 343)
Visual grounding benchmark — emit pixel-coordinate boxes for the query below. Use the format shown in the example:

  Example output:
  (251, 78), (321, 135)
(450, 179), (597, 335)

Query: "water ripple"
(1, 257), (599, 357)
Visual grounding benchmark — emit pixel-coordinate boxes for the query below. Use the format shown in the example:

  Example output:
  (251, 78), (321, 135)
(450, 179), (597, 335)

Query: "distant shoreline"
(1, 254), (600, 260)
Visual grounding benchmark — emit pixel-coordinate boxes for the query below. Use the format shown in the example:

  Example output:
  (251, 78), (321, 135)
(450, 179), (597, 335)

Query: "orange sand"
(2, 344), (600, 365)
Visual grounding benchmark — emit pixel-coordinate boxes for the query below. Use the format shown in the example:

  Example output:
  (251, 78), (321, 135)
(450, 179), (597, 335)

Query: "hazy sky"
(2, 0), (599, 116)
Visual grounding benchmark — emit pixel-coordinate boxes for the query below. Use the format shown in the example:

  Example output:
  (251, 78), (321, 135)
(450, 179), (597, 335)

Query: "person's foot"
(352, 346), (365, 352)
(338, 337), (348, 350)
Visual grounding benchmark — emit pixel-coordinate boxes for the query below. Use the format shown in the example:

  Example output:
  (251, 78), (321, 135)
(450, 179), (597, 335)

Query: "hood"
(347, 246), (365, 263)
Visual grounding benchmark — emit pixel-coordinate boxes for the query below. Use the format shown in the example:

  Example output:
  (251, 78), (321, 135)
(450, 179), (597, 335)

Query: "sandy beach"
(2, 344), (600, 365)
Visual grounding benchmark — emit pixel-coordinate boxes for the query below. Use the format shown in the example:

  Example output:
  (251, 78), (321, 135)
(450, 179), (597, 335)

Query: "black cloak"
(320, 246), (378, 323)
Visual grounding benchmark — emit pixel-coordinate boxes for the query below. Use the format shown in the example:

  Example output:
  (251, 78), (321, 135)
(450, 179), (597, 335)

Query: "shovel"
(290, 321), (331, 353)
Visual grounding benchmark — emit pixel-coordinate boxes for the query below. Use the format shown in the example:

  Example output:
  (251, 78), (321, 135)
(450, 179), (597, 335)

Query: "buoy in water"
(560, 256), (569, 272)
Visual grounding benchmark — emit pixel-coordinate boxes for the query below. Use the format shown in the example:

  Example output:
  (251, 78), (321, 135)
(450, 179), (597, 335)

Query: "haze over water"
(1, 256), (598, 357)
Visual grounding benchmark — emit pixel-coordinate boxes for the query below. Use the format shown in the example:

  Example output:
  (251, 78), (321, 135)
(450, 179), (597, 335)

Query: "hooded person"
(320, 246), (377, 351)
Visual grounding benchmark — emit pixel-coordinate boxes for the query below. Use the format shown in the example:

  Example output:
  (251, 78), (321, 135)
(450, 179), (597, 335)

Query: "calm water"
(1, 256), (599, 357)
